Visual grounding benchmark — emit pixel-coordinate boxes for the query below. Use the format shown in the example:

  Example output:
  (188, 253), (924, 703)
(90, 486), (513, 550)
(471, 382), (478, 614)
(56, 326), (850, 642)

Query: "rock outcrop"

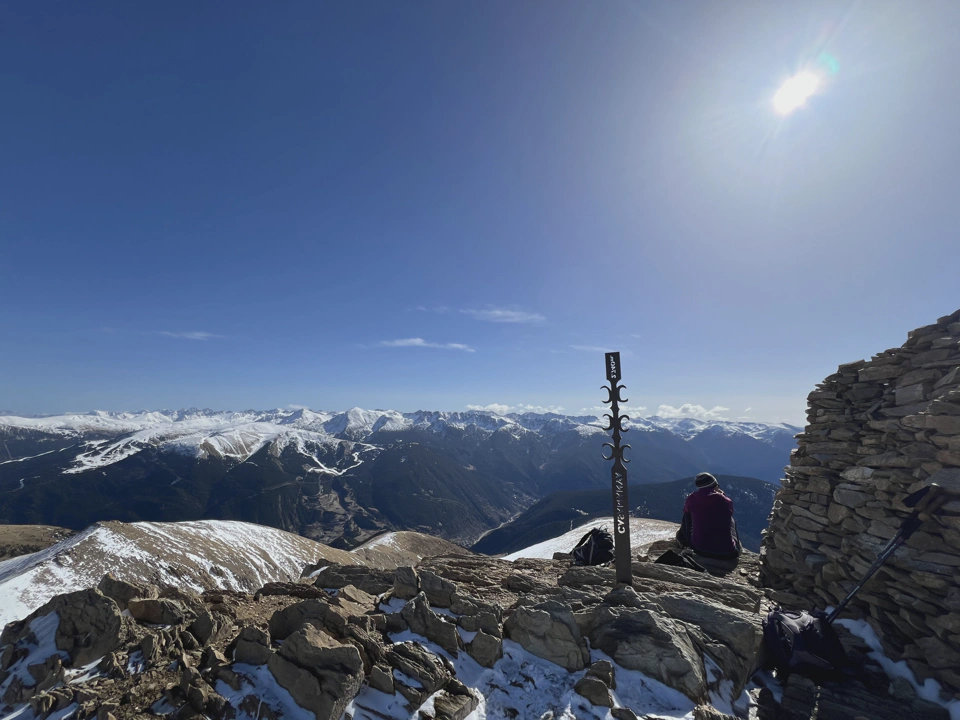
(503, 599), (590, 671)
(762, 309), (960, 696)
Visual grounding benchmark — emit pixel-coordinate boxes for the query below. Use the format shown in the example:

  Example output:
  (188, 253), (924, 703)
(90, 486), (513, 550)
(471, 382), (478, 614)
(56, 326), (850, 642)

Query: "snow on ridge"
(503, 517), (679, 561)
(0, 408), (798, 475)
(0, 519), (360, 628)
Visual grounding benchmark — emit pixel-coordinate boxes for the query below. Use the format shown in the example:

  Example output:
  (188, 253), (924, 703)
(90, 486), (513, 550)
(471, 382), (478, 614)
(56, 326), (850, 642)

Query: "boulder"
(128, 598), (186, 626)
(269, 599), (329, 640)
(338, 584), (378, 609)
(1, 589), (136, 668)
(343, 623), (387, 672)
(394, 566), (420, 599)
(369, 664), (395, 694)
(652, 592), (763, 696)
(312, 565), (394, 595)
(574, 675), (613, 707)
(503, 600), (589, 671)
(586, 659), (616, 689)
(189, 611), (230, 646)
(385, 641), (451, 695)
(97, 573), (158, 610)
(466, 630), (502, 668)
(419, 570), (458, 608)
(324, 602), (372, 638)
(585, 605), (706, 702)
(400, 593), (461, 656)
(233, 626), (272, 666)
(692, 706), (738, 720)
(433, 679), (480, 720)
(268, 624), (363, 720)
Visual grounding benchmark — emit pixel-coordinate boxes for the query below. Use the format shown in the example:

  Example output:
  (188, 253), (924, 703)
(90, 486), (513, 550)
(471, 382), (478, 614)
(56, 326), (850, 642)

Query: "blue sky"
(3, 1), (959, 424)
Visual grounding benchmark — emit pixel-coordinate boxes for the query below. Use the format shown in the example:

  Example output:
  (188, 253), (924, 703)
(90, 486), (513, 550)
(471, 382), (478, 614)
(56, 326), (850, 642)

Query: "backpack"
(762, 608), (849, 679)
(654, 549), (706, 572)
(572, 527), (615, 566)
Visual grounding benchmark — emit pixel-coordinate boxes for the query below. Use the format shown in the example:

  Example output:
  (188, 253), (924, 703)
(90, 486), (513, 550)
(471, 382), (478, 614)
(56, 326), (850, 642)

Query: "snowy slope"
(0, 519), (364, 627)
(0, 520), (479, 629)
(502, 517), (679, 561)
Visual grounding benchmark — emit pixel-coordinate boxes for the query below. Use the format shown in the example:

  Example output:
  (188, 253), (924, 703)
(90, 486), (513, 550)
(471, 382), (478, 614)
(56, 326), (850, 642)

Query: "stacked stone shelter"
(762, 309), (960, 696)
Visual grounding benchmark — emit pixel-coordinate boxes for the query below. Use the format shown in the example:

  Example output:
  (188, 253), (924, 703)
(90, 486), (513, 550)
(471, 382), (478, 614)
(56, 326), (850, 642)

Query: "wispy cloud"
(656, 404), (730, 421)
(579, 405), (647, 417)
(466, 403), (513, 414)
(460, 307), (545, 324)
(155, 331), (223, 340)
(466, 402), (565, 415)
(412, 305), (544, 323)
(380, 338), (475, 352)
(570, 345), (633, 356)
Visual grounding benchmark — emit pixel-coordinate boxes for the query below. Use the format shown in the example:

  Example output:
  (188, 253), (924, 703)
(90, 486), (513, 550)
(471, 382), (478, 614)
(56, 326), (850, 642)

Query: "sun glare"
(772, 72), (820, 115)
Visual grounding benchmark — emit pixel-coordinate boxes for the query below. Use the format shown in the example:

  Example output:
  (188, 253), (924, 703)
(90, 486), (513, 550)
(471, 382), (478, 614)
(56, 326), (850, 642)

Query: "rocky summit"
(0, 538), (953, 720)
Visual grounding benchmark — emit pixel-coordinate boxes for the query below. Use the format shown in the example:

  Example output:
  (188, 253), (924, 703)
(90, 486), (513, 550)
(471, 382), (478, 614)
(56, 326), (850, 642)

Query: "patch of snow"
(216, 662), (314, 719)
(0, 611), (66, 706)
(379, 597), (407, 614)
(366, 626), (697, 720)
(359, 533), (401, 551)
(835, 616), (960, 720)
(502, 517), (678, 561)
(306, 565), (329, 579)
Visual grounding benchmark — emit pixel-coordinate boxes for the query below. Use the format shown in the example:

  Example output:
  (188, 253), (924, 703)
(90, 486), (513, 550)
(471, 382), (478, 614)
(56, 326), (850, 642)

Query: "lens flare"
(772, 72), (820, 115)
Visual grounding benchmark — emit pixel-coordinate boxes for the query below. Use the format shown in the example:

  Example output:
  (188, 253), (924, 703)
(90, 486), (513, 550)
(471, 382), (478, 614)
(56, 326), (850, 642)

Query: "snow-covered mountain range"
(0, 407), (798, 470)
(0, 408), (798, 547)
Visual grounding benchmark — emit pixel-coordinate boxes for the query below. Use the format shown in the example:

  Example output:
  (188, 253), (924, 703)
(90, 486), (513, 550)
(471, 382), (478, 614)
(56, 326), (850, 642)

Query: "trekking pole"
(826, 483), (947, 625)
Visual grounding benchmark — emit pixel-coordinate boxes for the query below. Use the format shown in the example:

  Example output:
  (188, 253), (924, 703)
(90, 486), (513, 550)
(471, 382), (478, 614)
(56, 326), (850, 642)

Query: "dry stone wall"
(761, 309), (960, 696)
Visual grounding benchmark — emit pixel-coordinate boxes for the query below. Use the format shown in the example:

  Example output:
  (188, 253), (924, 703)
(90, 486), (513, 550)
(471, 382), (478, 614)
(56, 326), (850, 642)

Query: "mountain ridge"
(0, 408), (797, 547)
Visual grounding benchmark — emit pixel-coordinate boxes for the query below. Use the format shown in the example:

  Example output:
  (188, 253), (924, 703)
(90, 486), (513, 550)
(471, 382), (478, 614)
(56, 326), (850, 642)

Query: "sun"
(772, 72), (820, 115)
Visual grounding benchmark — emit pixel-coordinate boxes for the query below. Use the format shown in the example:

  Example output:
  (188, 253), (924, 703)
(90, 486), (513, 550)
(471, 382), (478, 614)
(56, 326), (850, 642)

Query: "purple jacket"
(683, 487), (737, 555)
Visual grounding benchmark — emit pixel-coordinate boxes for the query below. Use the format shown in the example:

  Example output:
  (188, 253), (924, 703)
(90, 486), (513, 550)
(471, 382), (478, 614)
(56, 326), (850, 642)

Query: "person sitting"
(676, 472), (742, 563)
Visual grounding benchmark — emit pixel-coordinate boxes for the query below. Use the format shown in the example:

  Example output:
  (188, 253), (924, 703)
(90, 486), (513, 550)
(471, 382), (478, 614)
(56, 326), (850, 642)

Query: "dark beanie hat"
(695, 472), (718, 489)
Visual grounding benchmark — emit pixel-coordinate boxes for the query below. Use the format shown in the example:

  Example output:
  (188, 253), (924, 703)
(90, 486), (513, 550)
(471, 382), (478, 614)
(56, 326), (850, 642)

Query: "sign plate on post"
(606, 351), (621, 383)
(602, 351), (632, 586)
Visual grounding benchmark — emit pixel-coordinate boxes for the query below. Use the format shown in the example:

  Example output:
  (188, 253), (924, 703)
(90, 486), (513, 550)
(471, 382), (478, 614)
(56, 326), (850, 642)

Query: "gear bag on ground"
(572, 526), (615, 566)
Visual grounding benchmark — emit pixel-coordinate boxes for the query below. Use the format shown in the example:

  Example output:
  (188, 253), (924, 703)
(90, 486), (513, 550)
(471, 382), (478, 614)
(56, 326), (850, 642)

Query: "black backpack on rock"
(762, 608), (849, 679)
(654, 549), (706, 572)
(572, 527), (615, 566)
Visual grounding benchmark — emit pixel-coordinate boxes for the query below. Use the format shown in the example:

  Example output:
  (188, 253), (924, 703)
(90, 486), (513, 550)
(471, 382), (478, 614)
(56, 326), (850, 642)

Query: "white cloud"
(570, 345), (611, 353)
(466, 403), (512, 415)
(744, 407), (753, 412)
(578, 405), (647, 417)
(466, 403), (565, 415)
(570, 345), (634, 357)
(461, 308), (544, 324)
(156, 331), (223, 340)
(515, 404), (565, 414)
(380, 338), (475, 352)
(656, 404), (730, 421)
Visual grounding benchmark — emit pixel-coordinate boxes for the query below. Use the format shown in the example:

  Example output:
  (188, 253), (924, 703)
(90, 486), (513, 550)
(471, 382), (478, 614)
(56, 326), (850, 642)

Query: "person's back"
(676, 472), (740, 558)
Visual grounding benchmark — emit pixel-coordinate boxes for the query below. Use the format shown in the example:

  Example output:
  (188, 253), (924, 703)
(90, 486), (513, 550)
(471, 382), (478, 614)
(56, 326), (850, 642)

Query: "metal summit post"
(602, 351), (632, 585)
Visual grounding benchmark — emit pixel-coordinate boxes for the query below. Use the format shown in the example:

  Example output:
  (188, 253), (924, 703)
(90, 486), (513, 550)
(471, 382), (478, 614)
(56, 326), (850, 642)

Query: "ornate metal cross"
(602, 351), (632, 585)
